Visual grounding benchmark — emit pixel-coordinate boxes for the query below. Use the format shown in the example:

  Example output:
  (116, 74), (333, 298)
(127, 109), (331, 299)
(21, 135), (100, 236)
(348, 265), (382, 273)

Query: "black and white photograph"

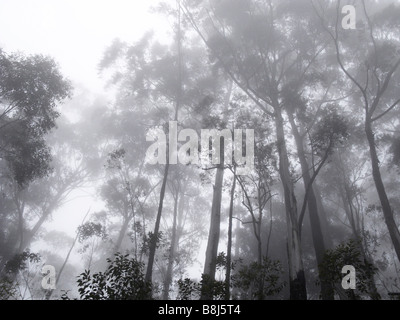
(0, 0), (400, 306)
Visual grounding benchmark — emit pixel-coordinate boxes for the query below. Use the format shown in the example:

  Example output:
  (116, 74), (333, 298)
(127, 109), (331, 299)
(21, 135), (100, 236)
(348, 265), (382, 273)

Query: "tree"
(73, 253), (151, 300)
(314, 0), (400, 265)
(319, 239), (378, 300)
(232, 257), (284, 300)
(0, 49), (71, 187)
(182, 0), (335, 299)
(0, 49), (71, 276)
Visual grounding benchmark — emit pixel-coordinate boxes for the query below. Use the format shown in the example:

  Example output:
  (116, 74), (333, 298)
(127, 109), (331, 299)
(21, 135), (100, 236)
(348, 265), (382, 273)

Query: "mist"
(1, 0), (400, 302)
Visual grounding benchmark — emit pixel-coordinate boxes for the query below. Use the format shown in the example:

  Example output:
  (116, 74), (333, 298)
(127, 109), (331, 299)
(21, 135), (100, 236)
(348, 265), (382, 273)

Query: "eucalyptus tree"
(100, 2), (221, 288)
(182, 0), (342, 299)
(0, 49), (71, 275)
(313, 0), (400, 264)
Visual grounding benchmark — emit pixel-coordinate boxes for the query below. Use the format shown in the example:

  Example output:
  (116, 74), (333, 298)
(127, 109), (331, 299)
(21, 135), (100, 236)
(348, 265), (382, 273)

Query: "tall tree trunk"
(365, 121), (400, 263)
(146, 0), (182, 286)
(162, 191), (180, 300)
(337, 155), (380, 300)
(145, 161), (169, 284)
(256, 221), (262, 266)
(201, 161), (224, 300)
(288, 113), (333, 300)
(274, 109), (307, 300)
(45, 209), (90, 300)
(114, 216), (131, 254)
(313, 184), (333, 249)
(225, 166), (236, 300)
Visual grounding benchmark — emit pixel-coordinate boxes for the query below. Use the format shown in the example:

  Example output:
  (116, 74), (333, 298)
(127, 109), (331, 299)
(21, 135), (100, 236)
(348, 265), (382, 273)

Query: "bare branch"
(371, 98), (400, 122)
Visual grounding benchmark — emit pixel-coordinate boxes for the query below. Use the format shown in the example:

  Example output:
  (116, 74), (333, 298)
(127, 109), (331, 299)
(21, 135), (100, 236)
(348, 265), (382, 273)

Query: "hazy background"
(0, 0), (167, 234)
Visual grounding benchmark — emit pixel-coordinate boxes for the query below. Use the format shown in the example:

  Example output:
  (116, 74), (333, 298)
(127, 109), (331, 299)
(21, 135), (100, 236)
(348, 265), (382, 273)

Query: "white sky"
(0, 1), (172, 238)
(0, 0), (207, 284)
(0, 0), (170, 93)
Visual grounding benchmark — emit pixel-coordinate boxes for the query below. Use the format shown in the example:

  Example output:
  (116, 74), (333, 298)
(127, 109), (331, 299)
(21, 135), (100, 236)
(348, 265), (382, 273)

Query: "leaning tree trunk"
(201, 159), (225, 300)
(145, 161), (169, 284)
(288, 113), (334, 300)
(337, 151), (380, 300)
(275, 109), (307, 300)
(162, 191), (180, 300)
(365, 120), (400, 263)
(114, 216), (131, 254)
(45, 209), (90, 300)
(339, 186), (380, 300)
(225, 166), (236, 300)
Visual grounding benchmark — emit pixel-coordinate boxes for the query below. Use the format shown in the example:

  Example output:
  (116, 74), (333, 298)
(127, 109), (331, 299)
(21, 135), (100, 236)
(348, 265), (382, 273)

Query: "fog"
(1, 0), (400, 301)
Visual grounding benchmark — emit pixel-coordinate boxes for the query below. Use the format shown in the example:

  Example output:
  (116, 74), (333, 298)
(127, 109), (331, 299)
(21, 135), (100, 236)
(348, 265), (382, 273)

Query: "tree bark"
(146, 0), (182, 286)
(45, 209), (90, 300)
(365, 121), (400, 263)
(145, 161), (169, 284)
(225, 166), (236, 300)
(313, 185), (333, 249)
(274, 109), (307, 300)
(288, 113), (333, 300)
(114, 216), (131, 254)
(162, 190), (180, 300)
(334, 136), (379, 299)
(201, 160), (224, 300)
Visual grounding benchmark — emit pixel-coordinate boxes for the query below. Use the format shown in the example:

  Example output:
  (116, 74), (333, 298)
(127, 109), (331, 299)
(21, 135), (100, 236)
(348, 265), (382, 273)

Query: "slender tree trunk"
(45, 209), (90, 300)
(146, 0), (182, 286)
(145, 161), (169, 284)
(337, 155), (380, 300)
(256, 222), (262, 265)
(288, 113), (333, 300)
(22, 213), (48, 251)
(313, 185), (333, 249)
(114, 216), (131, 254)
(225, 166), (236, 300)
(201, 161), (224, 300)
(274, 109), (307, 300)
(162, 191), (180, 300)
(365, 121), (400, 263)
(234, 217), (240, 258)
(16, 201), (24, 254)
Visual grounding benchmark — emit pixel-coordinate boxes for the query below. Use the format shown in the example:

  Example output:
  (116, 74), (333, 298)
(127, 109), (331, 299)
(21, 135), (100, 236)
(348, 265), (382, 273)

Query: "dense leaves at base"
(75, 253), (151, 300)
(231, 258), (284, 300)
(177, 257), (284, 300)
(319, 239), (379, 300)
(0, 250), (41, 299)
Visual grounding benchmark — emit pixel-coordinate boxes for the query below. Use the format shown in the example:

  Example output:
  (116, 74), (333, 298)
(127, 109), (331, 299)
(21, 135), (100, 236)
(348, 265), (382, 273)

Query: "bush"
(232, 257), (284, 300)
(318, 239), (379, 300)
(75, 253), (151, 300)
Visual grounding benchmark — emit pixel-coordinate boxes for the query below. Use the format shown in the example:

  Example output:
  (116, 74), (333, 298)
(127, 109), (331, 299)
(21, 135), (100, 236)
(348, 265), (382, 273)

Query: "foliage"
(76, 253), (151, 300)
(311, 109), (349, 157)
(318, 239), (379, 300)
(232, 257), (284, 300)
(4, 250), (41, 274)
(177, 278), (201, 300)
(176, 257), (284, 300)
(77, 222), (107, 243)
(0, 50), (72, 187)
(176, 275), (225, 300)
(200, 274), (226, 300)
(0, 277), (17, 300)
(0, 250), (41, 299)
